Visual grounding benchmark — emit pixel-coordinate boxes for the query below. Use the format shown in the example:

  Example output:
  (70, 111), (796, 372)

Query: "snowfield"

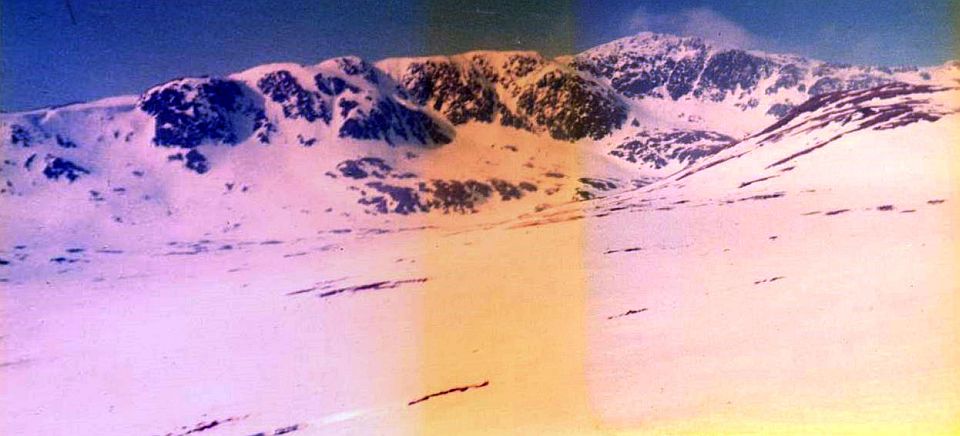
(1, 34), (960, 435)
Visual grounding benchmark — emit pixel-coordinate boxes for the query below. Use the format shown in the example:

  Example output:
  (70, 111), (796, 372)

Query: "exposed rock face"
(133, 62), (454, 176)
(328, 157), (540, 215)
(42, 156), (90, 182)
(694, 50), (775, 101)
(335, 157), (394, 180)
(257, 70), (332, 124)
(609, 129), (736, 170)
(398, 59), (500, 124)
(333, 56), (380, 85)
(337, 98), (452, 145)
(575, 177), (621, 200)
(10, 125), (33, 147)
(139, 77), (261, 148)
(515, 70), (626, 140)
(251, 58), (454, 146)
(384, 51), (627, 141)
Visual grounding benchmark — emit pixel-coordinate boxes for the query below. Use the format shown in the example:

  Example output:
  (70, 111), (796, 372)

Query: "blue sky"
(1, 0), (956, 111)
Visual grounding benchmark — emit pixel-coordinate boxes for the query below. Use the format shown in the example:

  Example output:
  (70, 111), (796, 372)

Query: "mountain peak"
(585, 31), (712, 55)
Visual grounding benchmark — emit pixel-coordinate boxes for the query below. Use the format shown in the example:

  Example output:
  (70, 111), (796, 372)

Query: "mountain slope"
(2, 80), (958, 435)
(2, 32), (960, 435)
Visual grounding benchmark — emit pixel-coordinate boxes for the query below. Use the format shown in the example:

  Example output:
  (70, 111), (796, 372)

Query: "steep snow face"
(378, 51), (628, 141)
(572, 32), (956, 135)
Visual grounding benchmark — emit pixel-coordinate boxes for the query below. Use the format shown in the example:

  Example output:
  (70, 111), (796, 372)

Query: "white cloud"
(623, 7), (764, 50)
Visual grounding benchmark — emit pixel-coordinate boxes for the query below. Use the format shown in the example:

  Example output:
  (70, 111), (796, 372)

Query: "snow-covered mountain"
(3, 32), (960, 435)
(0, 31), (958, 244)
(572, 32), (959, 131)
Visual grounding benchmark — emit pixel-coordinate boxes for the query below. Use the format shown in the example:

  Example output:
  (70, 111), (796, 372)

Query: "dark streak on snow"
(317, 278), (429, 299)
(247, 423), (301, 436)
(604, 247), (642, 255)
(0, 358), (31, 369)
(737, 192), (785, 202)
(753, 276), (785, 285)
(607, 307), (648, 320)
(407, 380), (490, 406)
(164, 415), (246, 436)
(739, 175), (778, 188)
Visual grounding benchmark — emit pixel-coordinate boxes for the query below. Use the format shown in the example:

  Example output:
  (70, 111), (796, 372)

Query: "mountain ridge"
(7, 31), (957, 115)
(1, 31), (957, 239)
